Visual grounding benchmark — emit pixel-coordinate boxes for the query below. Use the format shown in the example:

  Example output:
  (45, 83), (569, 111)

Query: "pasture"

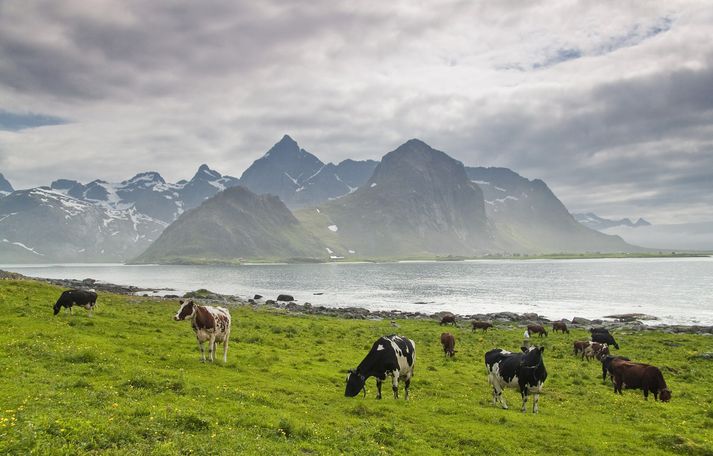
(1, 279), (712, 455)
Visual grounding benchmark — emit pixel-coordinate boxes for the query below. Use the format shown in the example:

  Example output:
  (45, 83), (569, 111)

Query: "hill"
(1, 279), (711, 454)
(135, 186), (326, 263)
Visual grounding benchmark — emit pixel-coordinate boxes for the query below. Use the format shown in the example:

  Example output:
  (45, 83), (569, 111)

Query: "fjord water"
(3, 257), (712, 325)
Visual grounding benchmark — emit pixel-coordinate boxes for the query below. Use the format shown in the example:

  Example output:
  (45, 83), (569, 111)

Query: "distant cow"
(440, 333), (456, 357)
(589, 327), (610, 334)
(610, 359), (671, 401)
(440, 314), (457, 326)
(527, 324), (548, 337)
(472, 321), (493, 332)
(584, 342), (609, 361)
(601, 355), (631, 383)
(345, 335), (416, 400)
(53, 289), (97, 316)
(573, 340), (590, 357)
(485, 346), (548, 413)
(174, 300), (231, 363)
(591, 331), (619, 349)
(552, 322), (569, 334)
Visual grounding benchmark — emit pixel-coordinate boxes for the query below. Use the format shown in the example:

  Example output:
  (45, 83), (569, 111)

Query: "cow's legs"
(208, 335), (216, 362)
(392, 372), (400, 399)
(521, 390), (528, 413)
(533, 392), (540, 413)
(376, 379), (383, 399)
(404, 377), (411, 401)
(491, 382), (507, 409)
(222, 335), (229, 363)
(197, 339), (206, 362)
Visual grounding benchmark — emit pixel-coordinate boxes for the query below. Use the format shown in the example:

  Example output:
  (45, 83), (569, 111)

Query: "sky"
(0, 0), (711, 224)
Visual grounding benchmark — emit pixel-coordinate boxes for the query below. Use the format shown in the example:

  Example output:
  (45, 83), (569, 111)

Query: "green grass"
(1, 279), (712, 455)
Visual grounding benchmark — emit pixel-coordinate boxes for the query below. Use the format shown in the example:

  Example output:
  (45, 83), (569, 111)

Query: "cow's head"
(660, 388), (672, 402)
(344, 369), (367, 397)
(53, 303), (61, 316)
(174, 300), (196, 321)
(521, 345), (545, 365)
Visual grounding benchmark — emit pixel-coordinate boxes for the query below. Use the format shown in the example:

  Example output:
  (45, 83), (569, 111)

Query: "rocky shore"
(3, 269), (712, 335)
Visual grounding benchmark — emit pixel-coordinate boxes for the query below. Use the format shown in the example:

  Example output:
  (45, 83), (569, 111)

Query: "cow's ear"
(520, 346), (528, 353)
(539, 346), (545, 353)
(179, 300), (184, 304)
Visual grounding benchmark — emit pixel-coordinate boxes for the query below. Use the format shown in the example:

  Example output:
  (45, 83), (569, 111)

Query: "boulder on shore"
(277, 294), (294, 302)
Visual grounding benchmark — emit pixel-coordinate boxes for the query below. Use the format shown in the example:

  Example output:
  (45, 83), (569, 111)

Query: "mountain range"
(1, 136), (641, 263)
(573, 212), (651, 231)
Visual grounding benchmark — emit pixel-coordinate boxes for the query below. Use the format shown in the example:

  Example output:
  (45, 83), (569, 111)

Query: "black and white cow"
(174, 300), (232, 363)
(53, 289), (97, 316)
(345, 335), (416, 400)
(485, 346), (548, 413)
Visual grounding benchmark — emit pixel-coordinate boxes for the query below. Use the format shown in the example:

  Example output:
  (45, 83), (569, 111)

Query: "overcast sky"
(1, 1), (711, 223)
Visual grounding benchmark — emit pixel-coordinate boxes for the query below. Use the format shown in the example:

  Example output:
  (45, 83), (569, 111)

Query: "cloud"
(0, 0), (710, 224)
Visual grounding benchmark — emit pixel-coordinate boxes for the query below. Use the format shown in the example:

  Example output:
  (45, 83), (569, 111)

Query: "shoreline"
(3, 269), (712, 335)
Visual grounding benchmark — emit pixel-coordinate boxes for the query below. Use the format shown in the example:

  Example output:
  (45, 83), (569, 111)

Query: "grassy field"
(1, 279), (712, 455)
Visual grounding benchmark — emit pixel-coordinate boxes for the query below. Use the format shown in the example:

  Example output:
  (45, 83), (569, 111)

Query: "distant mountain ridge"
(573, 212), (651, 231)
(239, 135), (378, 209)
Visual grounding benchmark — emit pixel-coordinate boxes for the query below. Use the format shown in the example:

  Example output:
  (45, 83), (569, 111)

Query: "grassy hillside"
(1, 279), (712, 455)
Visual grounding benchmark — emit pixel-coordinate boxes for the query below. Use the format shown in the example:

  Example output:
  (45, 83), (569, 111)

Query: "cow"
(440, 333), (456, 357)
(472, 321), (493, 332)
(591, 331), (619, 349)
(440, 314), (457, 326)
(527, 324), (548, 337)
(601, 355), (631, 383)
(583, 342), (609, 361)
(589, 327), (610, 334)
(610, 359), (672, 401)
(485, 346), (548, 413)
(552, 322), (569, 334)
(174, 300), (231, 363)
(573, 340), (590, 357)
(345, 335), (416, 400)
(53, 289), (97, 316)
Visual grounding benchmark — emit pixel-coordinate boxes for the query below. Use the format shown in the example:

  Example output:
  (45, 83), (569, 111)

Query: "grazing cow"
(53, 289), (97, 316)
(610, 359), (672, 401)
(527, 324), (548, 337)
(345, 335), (416, 400)
(440, 314), (457, 326)
(485, 346), (548, 413)
(552, 322), (569, 334)
(440, 333), (456, 357)
(601, 355), (631, 383)
(472, 321), (493, 332)
(589, 327), (610, 334)
(174, 300), (231, 363)
(591, 331), (619, 349)
(583, 342), (609, 361)
(573, 340), (590, 357)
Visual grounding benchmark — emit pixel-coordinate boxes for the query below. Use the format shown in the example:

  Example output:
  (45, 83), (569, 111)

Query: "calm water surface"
(2, 258), (712, 325)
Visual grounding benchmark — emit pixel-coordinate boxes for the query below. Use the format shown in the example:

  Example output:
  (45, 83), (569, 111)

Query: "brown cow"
(573, 340), (590, 357)
(471, 321), (493, 332)
(527, 324), (548, 337)
(610, 359), (671, 401)
(440, 314), (457, 326)
(583, 342), (609, 361)
(552, 322), (569, 334)
(440, 332), (456, 357)
(174, 300), (232, 363)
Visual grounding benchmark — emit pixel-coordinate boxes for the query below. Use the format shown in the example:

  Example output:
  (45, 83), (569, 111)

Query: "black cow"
(345, 335), (416, 400)
(592, 331), (619, 349)
(601, 355), (631, 383)
(485, 346), (548, 413)
(53, 289), (97, 316)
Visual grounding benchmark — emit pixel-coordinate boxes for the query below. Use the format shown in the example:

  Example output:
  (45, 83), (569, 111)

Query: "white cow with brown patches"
(174, 300), (231, 363)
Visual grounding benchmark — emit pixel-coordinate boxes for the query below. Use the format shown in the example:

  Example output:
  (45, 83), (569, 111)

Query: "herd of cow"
(53, 289), (672, 413)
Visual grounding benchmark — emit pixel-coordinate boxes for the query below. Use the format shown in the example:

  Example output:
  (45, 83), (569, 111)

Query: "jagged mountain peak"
(122, 171), (165, 186)
(191, 164), (222, 181)
(0, 172), (15, 194)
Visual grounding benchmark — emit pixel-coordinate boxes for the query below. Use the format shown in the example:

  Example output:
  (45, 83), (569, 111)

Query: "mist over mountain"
(573, 212), (651, 231)
(135, 186), (326, 263)
(466, 167), (633, 253)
